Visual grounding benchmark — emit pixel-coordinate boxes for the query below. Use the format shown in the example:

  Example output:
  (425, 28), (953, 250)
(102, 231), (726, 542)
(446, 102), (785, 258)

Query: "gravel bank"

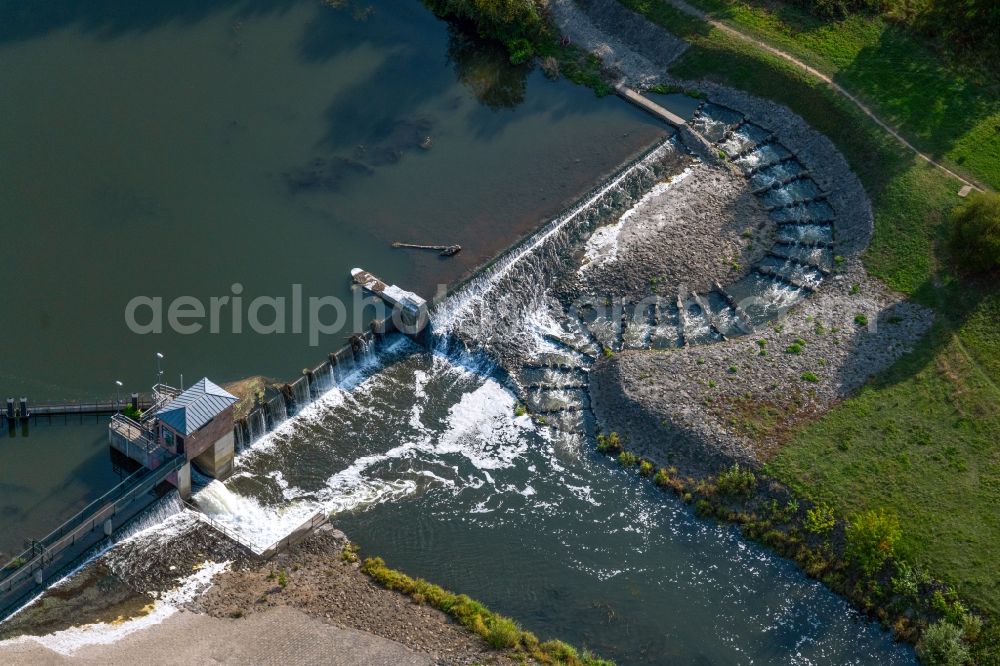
(196, 525), (515, 666)
(577, 162), (775, 298)
(546, 0), (688, 86)
(0, 521), (515, 666)
(590, 260), (933, 475)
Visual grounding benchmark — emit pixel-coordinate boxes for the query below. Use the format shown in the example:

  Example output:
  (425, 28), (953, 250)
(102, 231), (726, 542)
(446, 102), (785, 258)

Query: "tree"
(918, 620), (970, 666)
(950, 190), (1000, 274)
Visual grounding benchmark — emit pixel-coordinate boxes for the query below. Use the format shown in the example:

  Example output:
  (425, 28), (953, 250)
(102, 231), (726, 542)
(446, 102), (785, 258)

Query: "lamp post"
(155, 352), (164, 386)
(115, 380), (123, 413)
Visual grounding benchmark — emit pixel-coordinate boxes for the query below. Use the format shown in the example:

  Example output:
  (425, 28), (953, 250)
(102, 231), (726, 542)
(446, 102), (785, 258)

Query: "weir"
(0, 89), (860, 625)
(0, 265), (430, 620)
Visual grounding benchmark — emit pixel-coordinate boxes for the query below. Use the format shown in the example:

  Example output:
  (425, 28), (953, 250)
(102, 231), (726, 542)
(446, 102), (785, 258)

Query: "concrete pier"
(351, 268), (429, 341)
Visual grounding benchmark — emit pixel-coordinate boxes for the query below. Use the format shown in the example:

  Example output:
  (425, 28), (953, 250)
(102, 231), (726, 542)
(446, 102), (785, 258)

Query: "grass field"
(683, 0), (1000, 190)
(616, 0), (1000, 621)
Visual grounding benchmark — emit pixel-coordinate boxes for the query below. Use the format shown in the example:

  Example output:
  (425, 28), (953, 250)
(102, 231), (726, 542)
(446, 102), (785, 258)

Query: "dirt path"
(664, 0), (984, 193)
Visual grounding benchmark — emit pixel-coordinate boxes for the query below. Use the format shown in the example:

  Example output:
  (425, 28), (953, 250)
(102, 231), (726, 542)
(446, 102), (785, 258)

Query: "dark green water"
(194, 345), (915, 665)
(0, 0), (662, 552)
(0, 0), (662, 401)
(0, 3), (915, 663)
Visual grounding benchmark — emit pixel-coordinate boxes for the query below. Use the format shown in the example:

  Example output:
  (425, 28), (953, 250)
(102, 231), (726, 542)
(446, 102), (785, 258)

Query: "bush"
(653, 468), (670, 487)
(277, 569), (288, 588)
(854, 314), (869, 326)
(122, 404), (143, 421)
(596, 431), (622, 454)
(801, 371), (819, 382)
(890, 561), (920, 598)
(950, 190), (1000, 273)
(918, 620), (970, 666)
(341, 542), (360, 563)
(507, 37), (534, 64)
(716, 464), (756, 497)
(845, 508), (902, 575)
(639, 460), (654, 476)
(485, 615), (522, 649)
(618, 451), (639, 467)
(804, 503), (836, 534)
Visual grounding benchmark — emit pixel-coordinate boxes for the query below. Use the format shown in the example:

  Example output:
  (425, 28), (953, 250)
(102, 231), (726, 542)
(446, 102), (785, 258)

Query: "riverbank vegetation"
(481, 0), (1000, 659)
(595, 433), (988, 663)
(360, 556), (613, 665)
(429, 0), (999, 659)
(594, 0), (999, 660)
(679, 0), (1000, 190)
(423, 0), (612, 95)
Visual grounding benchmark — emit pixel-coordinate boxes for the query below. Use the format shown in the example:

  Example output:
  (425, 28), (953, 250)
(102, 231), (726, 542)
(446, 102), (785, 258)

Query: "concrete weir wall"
(233, 313), (406, 453)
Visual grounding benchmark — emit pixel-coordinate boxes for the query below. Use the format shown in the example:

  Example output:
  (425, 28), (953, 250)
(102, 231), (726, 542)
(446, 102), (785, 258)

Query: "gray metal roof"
(156, 378), (237, 436)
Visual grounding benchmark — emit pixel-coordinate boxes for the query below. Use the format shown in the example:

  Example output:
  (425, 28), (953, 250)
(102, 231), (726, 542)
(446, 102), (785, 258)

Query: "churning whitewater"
(1, 128), (914, 664)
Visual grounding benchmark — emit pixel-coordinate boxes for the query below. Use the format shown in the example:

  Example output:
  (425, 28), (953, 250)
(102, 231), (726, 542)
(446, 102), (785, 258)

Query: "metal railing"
(180, 500), (256, 553)
(142, 384), (181, 425)
(259, 511), (328, 559)
(0, 456), (186, 595)
(181, 501), (327, 559)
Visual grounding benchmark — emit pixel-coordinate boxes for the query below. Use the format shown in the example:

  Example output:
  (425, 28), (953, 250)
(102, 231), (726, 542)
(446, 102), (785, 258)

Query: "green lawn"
(682, 0), (1000, 190)
(769, 286), (1000, 616)
(616, 0), (1000, 620)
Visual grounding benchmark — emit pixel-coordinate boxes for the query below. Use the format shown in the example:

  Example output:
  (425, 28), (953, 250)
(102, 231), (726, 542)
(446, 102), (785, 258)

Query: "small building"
(109, 378), (237, 500)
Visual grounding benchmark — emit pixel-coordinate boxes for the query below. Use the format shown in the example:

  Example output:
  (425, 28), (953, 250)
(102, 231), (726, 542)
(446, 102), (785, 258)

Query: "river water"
(1, 1), (915, 663)
(0, 0), (662, 401)
(192, 339), (913, 664)
(0, 0), (661, 555)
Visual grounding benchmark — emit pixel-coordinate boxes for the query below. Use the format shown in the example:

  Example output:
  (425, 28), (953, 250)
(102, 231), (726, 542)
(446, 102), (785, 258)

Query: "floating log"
(391, 242), (462, 257)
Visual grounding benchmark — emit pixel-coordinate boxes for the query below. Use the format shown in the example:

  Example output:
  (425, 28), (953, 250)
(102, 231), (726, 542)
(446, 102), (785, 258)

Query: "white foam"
(434, 139), (676, 331)
(191, 364), (532, 549)
(194, 481), (316, 551)
(578, 167), (692, 274)
(0, 561), (228, 656)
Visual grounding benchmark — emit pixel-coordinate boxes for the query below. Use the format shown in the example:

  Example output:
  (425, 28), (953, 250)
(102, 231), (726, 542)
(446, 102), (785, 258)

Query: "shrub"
(341, 542), (361, 563)
(949, 190), (1000, 273)
(618, 451), (638, 467)
(845, 508), (902, 575)
(918, 620), (970, 666)
(854, 314), (869, 326)
(122, 404), (143, 421)
(507, 37), (534, 64)
(596, 431), (622, 454)
(890, 561), (919, 598)
(485, 615), (521, 649)
(514, 403), (527, 417)
(653, 468), (670, 487)
(695, 498), (716, 517)
(277, 569), (288, 588)
(639, 459), (654, 476)
(715, 464), (756, 497)
(801, 371), (819, 382)
(785, 342), (804, 354)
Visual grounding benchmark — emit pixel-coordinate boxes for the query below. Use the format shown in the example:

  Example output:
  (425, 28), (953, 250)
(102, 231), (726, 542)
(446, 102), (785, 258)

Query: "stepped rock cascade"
(429, 98), (865, 435)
